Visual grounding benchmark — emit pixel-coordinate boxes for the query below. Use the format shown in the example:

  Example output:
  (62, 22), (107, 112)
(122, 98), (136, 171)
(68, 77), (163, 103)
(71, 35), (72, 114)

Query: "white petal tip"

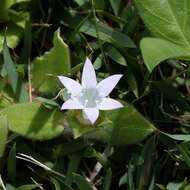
(60, 99), (83, 110)
(115, 74), (123, 80)
(85, 57), (92, 64)
(98, 98), (124, 110)
(83, 108), (99, 125)
(88, 119), (96, 125)
(82, 57), (97, 88)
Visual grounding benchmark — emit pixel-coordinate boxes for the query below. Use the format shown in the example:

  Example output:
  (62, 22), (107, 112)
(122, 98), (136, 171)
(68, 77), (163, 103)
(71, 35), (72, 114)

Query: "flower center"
(76, 88), (102, 108)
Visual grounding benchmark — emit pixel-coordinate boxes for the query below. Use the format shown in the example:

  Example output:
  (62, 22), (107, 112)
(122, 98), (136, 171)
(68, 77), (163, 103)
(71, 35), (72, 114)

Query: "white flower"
(58, 58), (123, 124)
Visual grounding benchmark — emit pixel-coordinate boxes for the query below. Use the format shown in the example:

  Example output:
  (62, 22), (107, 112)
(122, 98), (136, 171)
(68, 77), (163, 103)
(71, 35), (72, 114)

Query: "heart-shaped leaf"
(135, 0), (190, 72)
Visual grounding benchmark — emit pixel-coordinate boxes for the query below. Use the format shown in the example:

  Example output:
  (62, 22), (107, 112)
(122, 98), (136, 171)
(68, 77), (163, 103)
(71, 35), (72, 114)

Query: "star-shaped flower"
(58, 58), (123, 124)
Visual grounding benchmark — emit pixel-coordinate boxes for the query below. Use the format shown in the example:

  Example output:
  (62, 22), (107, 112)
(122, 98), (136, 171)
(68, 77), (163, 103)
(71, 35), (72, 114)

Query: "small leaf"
(3, 35), (28, 102)
(0, 115), (8, 157)
(163, 132), (190, 141)
(109, 0), (121, 15)
(32, 29), (71, 93)
(80, 20), (135, 48)
(0, 24), (24, 52)
(50, 177), (74, 190)
(62, 12), (135, 48)
(65, 154), (81, 186)
(7, 144), (16, 183)
(119, 173), (127, 187)
(16, 184), (41, 190)
(1, 103), (64, 140)
(177, 143), (190, 167)
(103, 168), (112, 190)
(72, 173), (93, 190)
(50, 177), (61, 190)
(105, 45), (127, 66)
(166, 182), (183, 190)
(74, 0), (88, 6)
(6, 183), (15, 190)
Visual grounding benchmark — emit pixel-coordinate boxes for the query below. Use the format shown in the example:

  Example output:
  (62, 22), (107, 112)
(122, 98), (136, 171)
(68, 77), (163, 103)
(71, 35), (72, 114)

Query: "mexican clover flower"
(58, 58), (123, 124)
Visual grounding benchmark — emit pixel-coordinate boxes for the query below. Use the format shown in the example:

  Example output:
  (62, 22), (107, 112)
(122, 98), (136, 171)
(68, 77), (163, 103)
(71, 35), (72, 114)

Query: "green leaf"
(9, 10), (29, 29)
(103, 168), (112, 190)
(94, 54), (103, 70)
(7, 144), (16, 183)
(6, 183), (15, 190)
(81, 20), (135, 48)
(184, 184), (190, 190)
(62, 12), (136, 48)
(65, 154), (81, 186)
(135, 0), (190, 72)
(110, 105), (156, 145)
(72, 173), (93, 190)
(163, 132), (190, 141)
(16, 184), (41, 190)
(1, 103), (64, 140)
(0, 115), (8, 157)
(119, 173), (127, 187)
(109, 0), (121, 16)
(50, 177), (74, 190)
(32, 29), (71, 93)
(0, 89), (15, 109)
(67, 104), (156, 145)
(3, 35), (28, 102)
(67, 111), (113, 142)
(50, 177), (61, 190)
(166, 182), (183, 190)
(177, 143), (190, 167)
(140, 38), (190, 72)
(104, 45), (127, 66)
(0, 24), (24, 53)
(0, 0), (10, 21)
(74, 0), (88, 6)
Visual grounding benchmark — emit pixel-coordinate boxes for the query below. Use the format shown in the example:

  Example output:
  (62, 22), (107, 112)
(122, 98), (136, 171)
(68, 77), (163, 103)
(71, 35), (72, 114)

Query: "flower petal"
(98, 98), (123, 110)
(97, 74), (123, 97)
(82, 58), (97, 88)
(61, 99), (84, 110)
(83, 108), (99, 124)
(58, 76), (82, 95)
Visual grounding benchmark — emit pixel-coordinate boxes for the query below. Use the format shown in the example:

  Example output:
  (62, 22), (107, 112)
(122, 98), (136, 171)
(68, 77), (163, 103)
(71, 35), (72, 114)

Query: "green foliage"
(0, 115), (8, 157)
(3, 36), (28, 102)
(16, 184), (41, 190)
(67, 105), (155, 145)
(0, 0), (29, 51)
(2, 103), (64, 140)
(7, 144), (16, 183)
(135, 0), (190, 72)
(110, 105), (156, 145)
(72, 173), (93, 190)
(32, 29), (71, 93)
(1, 0), (190, 189)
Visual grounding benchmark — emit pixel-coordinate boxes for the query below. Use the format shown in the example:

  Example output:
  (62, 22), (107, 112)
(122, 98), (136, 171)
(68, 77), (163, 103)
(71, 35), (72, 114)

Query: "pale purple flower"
(58, 58), (123, 124)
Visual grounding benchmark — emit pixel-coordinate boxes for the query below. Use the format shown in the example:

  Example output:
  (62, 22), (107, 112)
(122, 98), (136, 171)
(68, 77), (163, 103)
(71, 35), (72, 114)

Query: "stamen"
(95, 100), (99, 105)
(84, 99), (88, 107)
